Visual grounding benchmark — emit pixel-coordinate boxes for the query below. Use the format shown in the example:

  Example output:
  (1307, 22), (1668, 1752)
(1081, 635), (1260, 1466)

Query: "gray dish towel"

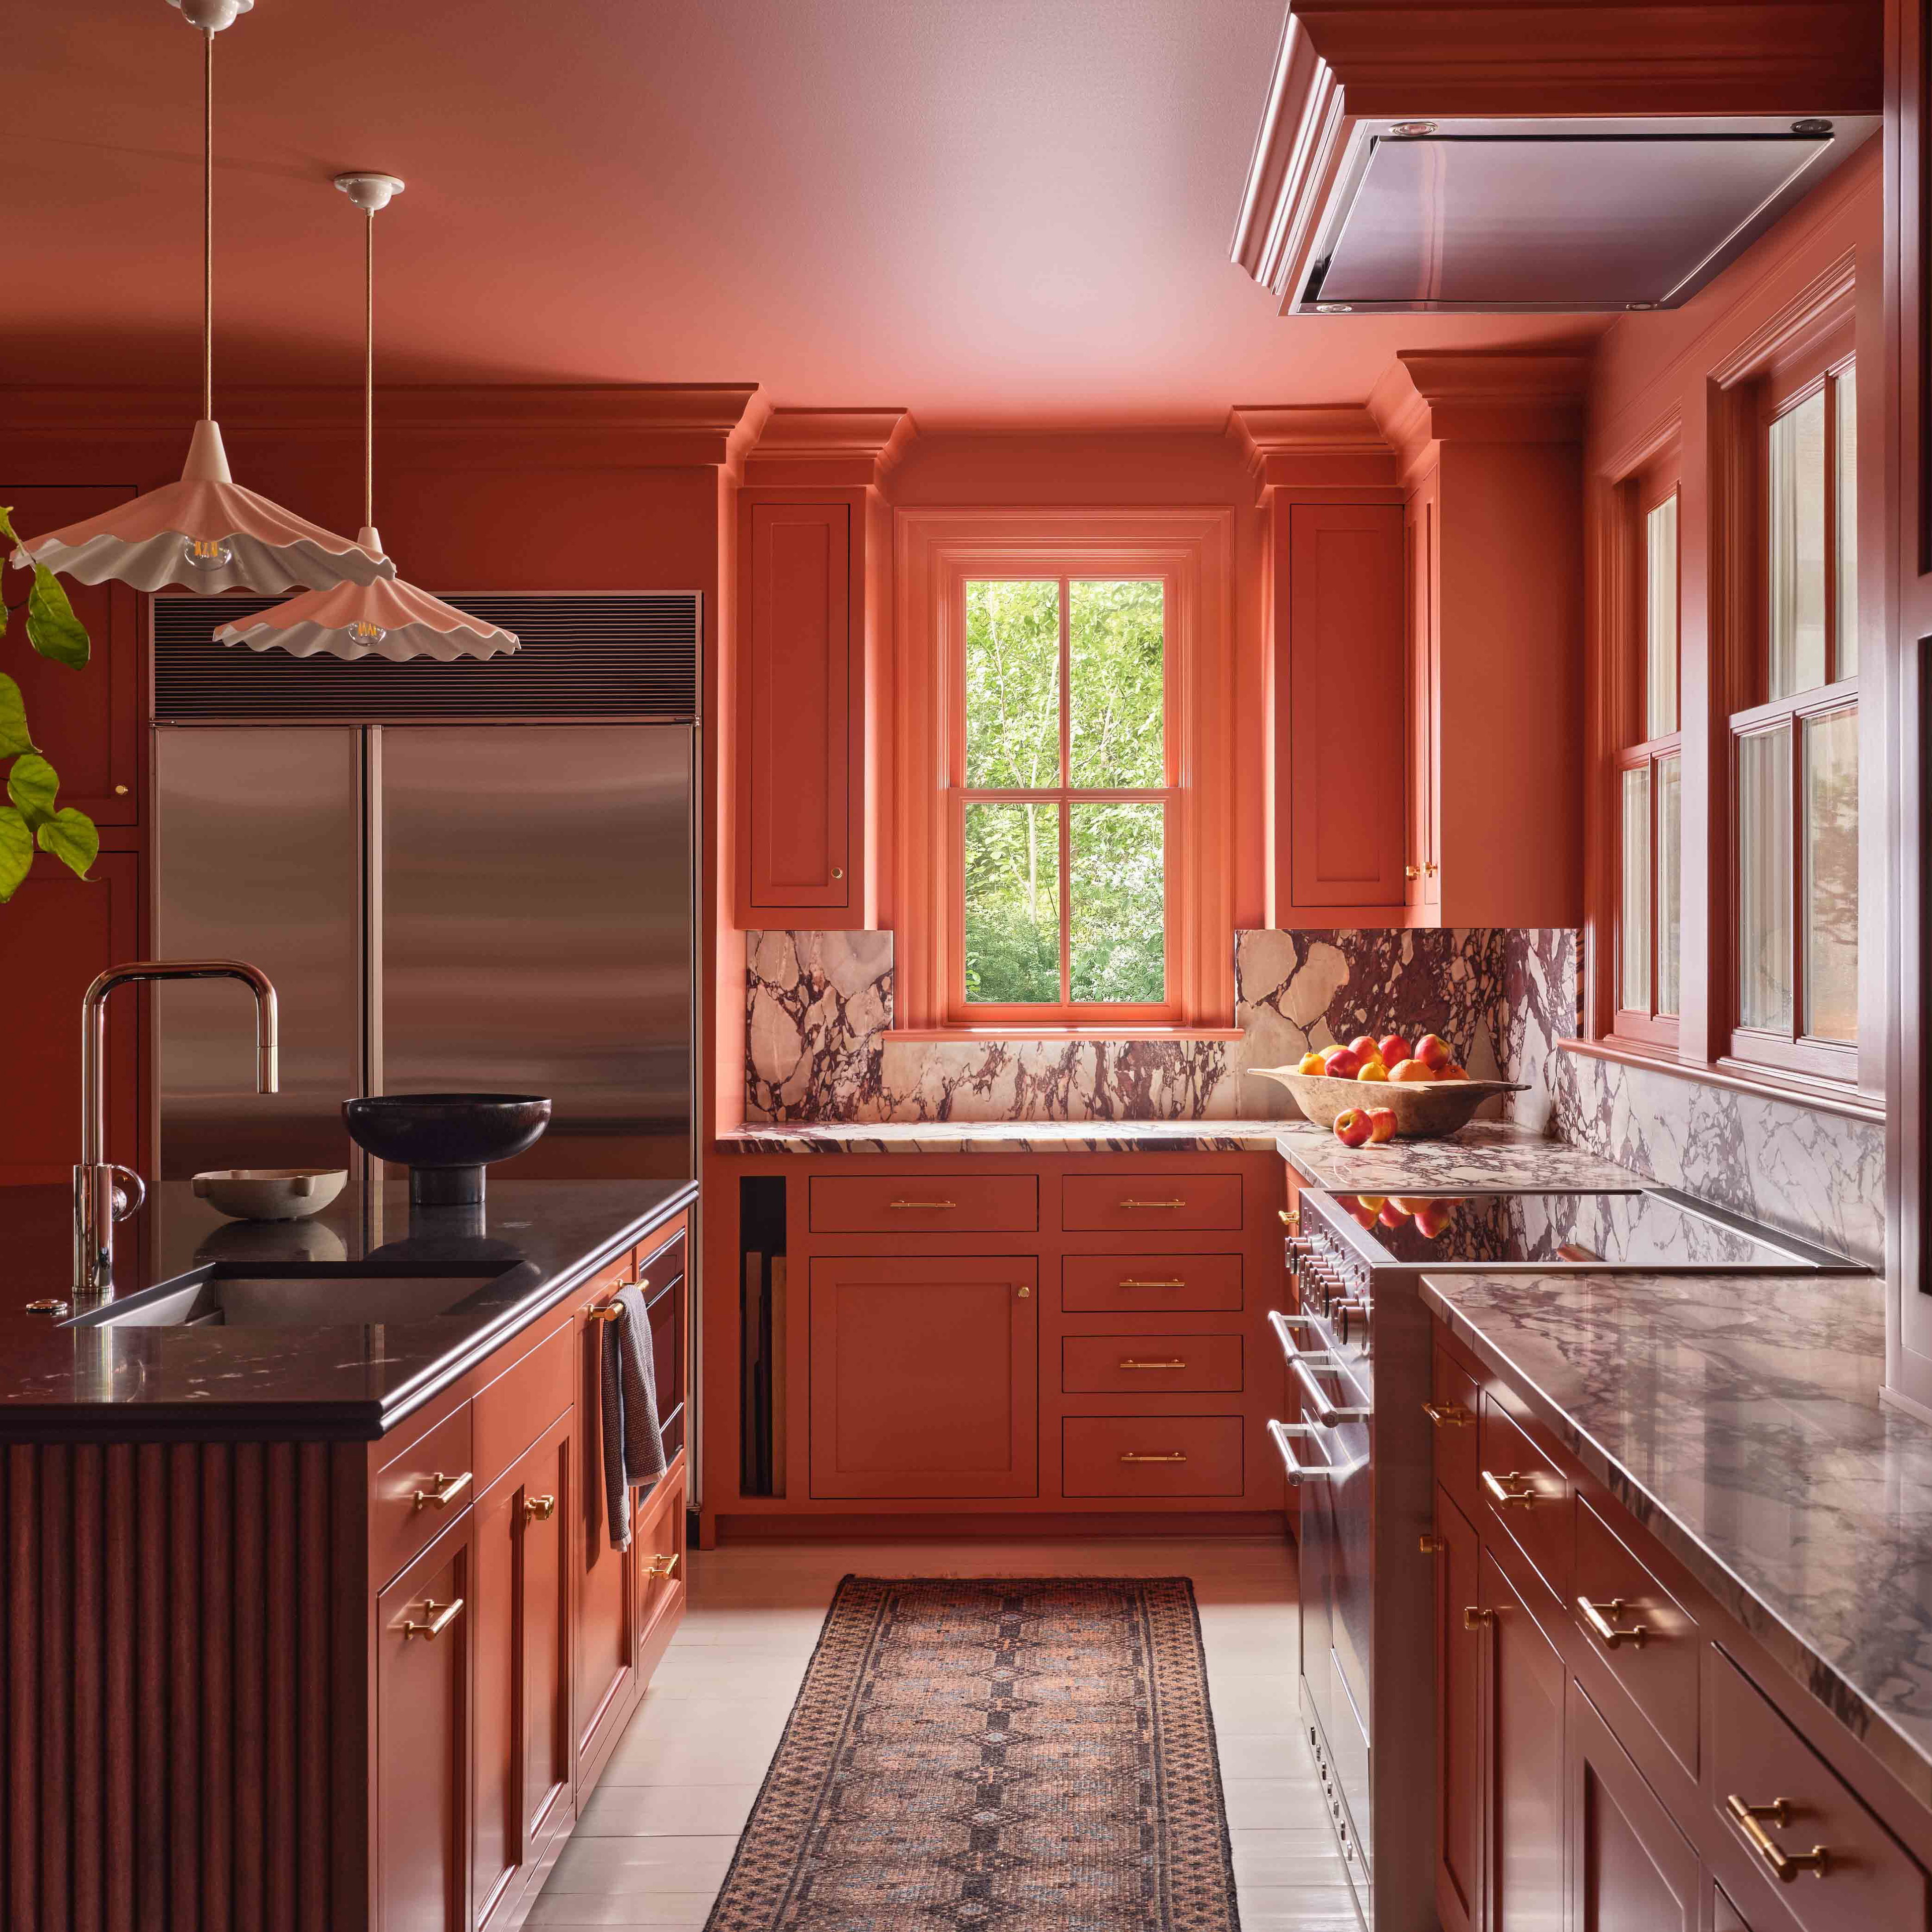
(600, 1284), (669, 1551)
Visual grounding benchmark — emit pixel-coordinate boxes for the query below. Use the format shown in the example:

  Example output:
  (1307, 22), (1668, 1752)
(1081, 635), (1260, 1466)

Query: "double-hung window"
(956, 576), (1174, 1018)
(1731, 354), (1860, 1075)
(1616, 477), (1682, 1045)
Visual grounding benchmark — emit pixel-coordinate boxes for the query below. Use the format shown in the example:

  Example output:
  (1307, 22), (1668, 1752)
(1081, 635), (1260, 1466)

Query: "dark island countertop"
(0, 1175), (695, 1438)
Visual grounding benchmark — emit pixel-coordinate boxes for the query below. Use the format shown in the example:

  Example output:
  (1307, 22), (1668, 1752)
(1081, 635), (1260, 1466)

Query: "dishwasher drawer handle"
(1422, 1400), (1475, 1427)
(400, 1596), (464, 1642)
(410, 1470), (472, 1512)
(1577, 1595), (1649, 1650)
(1725, 1796), (1831, 1882)
(1481, 1469), (1539, 1508)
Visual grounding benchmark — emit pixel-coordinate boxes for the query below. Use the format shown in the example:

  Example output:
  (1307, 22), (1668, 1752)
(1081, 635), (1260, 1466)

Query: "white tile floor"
(528, 1535), (1356, 1930)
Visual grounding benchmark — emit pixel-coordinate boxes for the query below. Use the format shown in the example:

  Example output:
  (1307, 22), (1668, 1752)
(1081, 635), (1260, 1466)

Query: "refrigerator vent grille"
(152, 592), (700, 722)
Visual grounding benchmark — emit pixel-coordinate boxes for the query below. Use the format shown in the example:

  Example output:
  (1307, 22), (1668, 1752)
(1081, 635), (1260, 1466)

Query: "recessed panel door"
(1483, 1545), (1567, 1932)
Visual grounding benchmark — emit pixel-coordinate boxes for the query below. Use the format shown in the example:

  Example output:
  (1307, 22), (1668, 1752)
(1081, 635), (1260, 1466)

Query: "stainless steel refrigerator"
(153, 721), (696, 1187)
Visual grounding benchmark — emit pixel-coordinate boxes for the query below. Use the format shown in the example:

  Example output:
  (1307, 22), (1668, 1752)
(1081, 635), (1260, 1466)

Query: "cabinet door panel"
(1284, 502), (1407, 909)
(1436, 1486), (1482, 1932)
(375, 1523), (473, 1932)
(1483, 1544), (1566, 1932)
(809, 1256), (1037, 1498)
(1567, 1678), (1698, 1932)
(743, 501), (851, 914)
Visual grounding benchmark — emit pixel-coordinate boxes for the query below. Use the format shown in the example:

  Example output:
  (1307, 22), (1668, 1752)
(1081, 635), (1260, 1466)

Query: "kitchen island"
(0, 1174), (695, 1932)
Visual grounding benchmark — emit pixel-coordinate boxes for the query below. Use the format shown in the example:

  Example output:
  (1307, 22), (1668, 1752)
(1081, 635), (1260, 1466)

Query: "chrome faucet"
(73, 959), (279, 1299)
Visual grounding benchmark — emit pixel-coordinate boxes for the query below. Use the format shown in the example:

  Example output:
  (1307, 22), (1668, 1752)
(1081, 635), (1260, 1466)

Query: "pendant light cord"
(202, 28), (214, 422)
(364, 210), (376, 530)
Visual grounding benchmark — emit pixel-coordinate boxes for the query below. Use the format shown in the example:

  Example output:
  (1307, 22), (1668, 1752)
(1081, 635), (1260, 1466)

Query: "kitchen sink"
(63, 1265), (525, 1329)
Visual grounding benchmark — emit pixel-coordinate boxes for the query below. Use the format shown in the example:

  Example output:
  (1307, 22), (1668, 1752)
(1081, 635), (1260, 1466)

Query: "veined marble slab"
(1278, 1120), (1640, 1193)
(717, 1119), (1292, 1155)
(1423, 1267), (1932, 1801)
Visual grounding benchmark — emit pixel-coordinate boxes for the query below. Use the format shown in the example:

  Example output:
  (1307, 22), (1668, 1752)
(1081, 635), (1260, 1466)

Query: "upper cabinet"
(732, 409), (910, 930)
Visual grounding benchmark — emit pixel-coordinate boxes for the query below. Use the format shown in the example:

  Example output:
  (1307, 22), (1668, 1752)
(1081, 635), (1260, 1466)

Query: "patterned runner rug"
(704, 1575), (1240, 1932)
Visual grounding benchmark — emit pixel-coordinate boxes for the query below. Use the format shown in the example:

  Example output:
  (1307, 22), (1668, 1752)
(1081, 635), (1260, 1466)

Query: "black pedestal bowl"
(342, 1094), (552, 1207)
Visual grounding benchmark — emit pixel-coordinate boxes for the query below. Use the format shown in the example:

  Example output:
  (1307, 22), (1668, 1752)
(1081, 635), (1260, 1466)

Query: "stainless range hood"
(1261, 112), (1877, 314)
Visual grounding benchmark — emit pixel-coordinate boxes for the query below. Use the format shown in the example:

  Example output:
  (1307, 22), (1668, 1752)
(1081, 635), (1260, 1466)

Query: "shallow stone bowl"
(192, 1167), (349, 1222)
(1250, 1069), (1525, 1139)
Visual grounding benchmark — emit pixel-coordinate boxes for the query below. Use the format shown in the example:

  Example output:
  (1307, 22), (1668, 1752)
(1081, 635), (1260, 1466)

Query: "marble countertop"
(1278, 1119), (1641, 1192)
(1423, 1267), (1932, 1801)
(0, 1175), (695, 1438)
(717, 1119), (1296, 1154)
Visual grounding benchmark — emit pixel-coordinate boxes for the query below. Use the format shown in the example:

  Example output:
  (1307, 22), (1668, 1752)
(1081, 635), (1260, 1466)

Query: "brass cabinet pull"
(410, 1470), (472, 1512)
(1419, 1534), (1445, 1555)
(1725, 1795), (1831, 1882)
(1481, 1469), (1538, 1507)
(523, 1494), (556, 1521)
(400, 1596), (464, 1641)
(1119, 1197), (1186, 1209)
(1422, 1400), (1475, 1427)
(1117, 1358), (1187, 1371)
(1463, 1605), (1494, 1631)
(1424, 860), (1438, 877)
(1120, 1451), (1188, 1464)
(1278, 1208), (1300, 1229)
(587, 1304), (625, 1324)
(888, 1198), (957, 1210)
(1016, 1284), (1030, 1298)
(1405, 863), (1420, 879)
(645, 1552), (681, 1578)
(1118, 1277), (1188, 1289)
(1577, 1595), (1649, 1650)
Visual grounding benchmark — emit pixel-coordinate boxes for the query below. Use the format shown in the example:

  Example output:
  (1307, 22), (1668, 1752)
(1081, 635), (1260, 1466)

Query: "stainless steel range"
(1270, 1184), (1858, 1929)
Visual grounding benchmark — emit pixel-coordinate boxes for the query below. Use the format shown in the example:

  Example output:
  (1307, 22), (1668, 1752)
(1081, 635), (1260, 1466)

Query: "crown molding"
(741, 407), (917, 488)
(1226, 404), (1396, 497)
(1367, 348), (1594, 470)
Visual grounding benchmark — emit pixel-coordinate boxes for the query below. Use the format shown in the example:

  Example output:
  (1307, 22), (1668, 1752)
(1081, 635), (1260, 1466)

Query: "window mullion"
(1059, 578), (1073, 1007)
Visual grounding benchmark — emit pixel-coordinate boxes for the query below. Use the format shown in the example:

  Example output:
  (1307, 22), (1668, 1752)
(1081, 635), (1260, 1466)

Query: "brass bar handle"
(645, 1552), (681, 1578)
(1419, 1534), (1445, 1555)
(888, 1198), (957, 1210)
(1481, 1469), (1538, 1507)
(1422, 1400), (1475, 1427)
(1118, 1278), (1188, 1289)
(1118, 1358), (1188, 1370)
(1577, 1595), (1649, 1650)
(1725, 1795), (1831, 1882)
(1120, 1451), (1188, 1463)
(523, 1494), (557, 1521)
(1278, 1208), (1300, 1229)
(410, 1469), (472, 1513)
(587, 1304), (625, 1324)
(400, 1596), (465, 1641)
(1463, 1605), (1494, 1631)
(1119, 1198), (1187, 1209)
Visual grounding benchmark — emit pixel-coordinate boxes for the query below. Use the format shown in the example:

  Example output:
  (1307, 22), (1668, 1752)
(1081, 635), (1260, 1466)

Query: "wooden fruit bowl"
(1250, 1068), (1525, 1139)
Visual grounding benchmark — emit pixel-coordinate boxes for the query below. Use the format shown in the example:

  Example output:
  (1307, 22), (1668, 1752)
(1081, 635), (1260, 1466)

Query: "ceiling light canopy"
(8, 0), (387, 596)
(216, 174), (519, 662)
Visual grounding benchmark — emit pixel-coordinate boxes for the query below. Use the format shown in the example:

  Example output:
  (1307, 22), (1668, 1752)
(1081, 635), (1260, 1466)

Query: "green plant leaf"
(0, 675), (36, 758)
(0, 808), (31, 903)
(35, 806), (98, 881)
(25, 566), (88, 668)
(6, 752), (58, 827)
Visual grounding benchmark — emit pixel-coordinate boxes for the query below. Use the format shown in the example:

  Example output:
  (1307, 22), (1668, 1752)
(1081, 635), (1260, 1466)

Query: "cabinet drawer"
(1709, 1646), (1927, 1930)
(372, 1402), (476, 1592)
(1061, 1334), (1243, 1394)
(809, 1173), (1038, 1233)
(634, 1463), (687, 1682)
(1062, 1416), (1244, 1497)
(1572, 1496), (1699, 1778)
(1426, 1347), (1481, 1518)
(637, 1225), (686, 1295)
(1061, 1172), (1243, 1232)
(1063, 1252), (1242, 1312)
(473, 1318), (573, 1493)
(1478, 1394), (1572, 1597)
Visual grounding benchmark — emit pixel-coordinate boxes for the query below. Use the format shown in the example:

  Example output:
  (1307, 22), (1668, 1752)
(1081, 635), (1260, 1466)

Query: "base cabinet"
(1435, 1486), (1483, 1932)
(1483, 1545), (1567, 1932)
(1567, 1678), (1699, 1932)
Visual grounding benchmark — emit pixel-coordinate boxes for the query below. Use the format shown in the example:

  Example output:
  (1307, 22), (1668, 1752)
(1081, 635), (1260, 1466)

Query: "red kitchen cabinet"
(1566, 1677), (1699, 1932)
(1435, 1485), (1483, 1932)
(1482, 1544), (1567, 1932)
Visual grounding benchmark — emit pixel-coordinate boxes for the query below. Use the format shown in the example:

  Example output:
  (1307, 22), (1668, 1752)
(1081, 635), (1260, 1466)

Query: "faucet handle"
(109, 1165), (146, 1222)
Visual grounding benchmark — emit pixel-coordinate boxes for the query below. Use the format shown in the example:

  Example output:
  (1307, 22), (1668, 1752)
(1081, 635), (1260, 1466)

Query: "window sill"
(1560, 1036), (1886, 1124)
(884, 1027), (1244, 1044)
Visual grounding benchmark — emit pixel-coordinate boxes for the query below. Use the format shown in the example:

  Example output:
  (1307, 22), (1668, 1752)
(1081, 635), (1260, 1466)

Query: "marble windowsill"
(1423, 1267), (1932, 1803)
(1560, 1034), (1887, 1124)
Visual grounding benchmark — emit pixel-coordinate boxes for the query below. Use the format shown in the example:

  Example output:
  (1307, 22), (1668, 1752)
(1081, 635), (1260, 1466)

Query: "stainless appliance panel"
(155, 727), (364, 1179)
(379, 725), (693, 1179)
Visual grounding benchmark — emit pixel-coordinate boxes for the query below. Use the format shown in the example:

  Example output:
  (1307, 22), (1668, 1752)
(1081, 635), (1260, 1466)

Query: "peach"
(1377, 1033), (1413, 1069)
(1367, 1106), (1398, 1145)
(1297, 1050), (1327, 1076)
(1415, 1032), (1454, 1071)
(1332, 1107), (1373, 1148)
(1439, 1061), (1469, 1081)
(1323, 1045), (1363, 1080)
(1355, 1058), (1389, 1082)
(1388, 1058), (1435, 1083)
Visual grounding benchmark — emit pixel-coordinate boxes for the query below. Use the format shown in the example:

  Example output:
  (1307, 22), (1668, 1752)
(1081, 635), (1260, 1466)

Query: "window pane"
(1069, 801), (1165, 1003)
(1767, 391), (1827, 699)
(1645, 495), (1679, 738)
(1068, 579), (1165, 787)
(1657, 754), (1681, 1017)
(1620, 767), (1651, 1012)
(963, 580), (1061, 788)
(1835, 364), (1859, 680)
(1803, 706), (1859, 1042)
(1737, 727), (1794, 1032)
(963, 801), (1061, 1004)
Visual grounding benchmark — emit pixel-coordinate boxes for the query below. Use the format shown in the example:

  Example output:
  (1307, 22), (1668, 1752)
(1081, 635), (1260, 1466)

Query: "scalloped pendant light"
(217, 174), (518, 661)
(7, 0), (390, 596)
